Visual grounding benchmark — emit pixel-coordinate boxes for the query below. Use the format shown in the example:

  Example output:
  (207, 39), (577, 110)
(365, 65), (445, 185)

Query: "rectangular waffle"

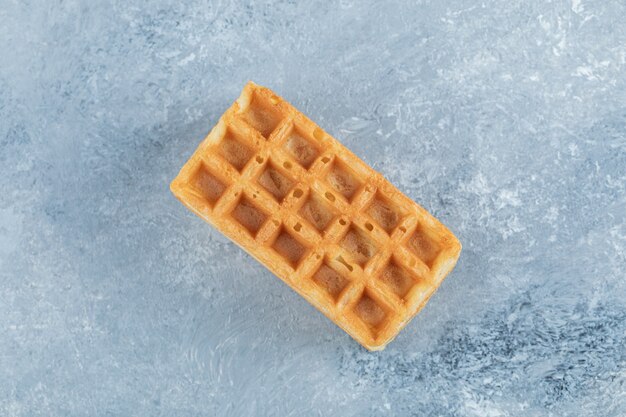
(170, 82), (461, 350)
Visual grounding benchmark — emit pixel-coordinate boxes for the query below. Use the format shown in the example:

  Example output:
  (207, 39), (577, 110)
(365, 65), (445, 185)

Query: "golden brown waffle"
(170, 82), (461, 350)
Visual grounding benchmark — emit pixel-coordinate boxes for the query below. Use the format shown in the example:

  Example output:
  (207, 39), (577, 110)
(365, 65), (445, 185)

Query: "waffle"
(170, 82), (461, 350)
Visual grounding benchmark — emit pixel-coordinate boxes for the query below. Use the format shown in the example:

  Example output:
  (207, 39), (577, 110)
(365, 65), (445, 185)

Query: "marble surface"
(1, 1), (625, 415)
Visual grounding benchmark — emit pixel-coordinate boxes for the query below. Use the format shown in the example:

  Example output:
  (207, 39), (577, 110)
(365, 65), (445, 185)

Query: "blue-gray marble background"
(1, 1), (625, 416)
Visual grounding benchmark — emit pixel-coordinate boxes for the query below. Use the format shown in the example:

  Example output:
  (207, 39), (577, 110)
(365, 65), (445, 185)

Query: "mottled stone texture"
(1, 0), (625, 416)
